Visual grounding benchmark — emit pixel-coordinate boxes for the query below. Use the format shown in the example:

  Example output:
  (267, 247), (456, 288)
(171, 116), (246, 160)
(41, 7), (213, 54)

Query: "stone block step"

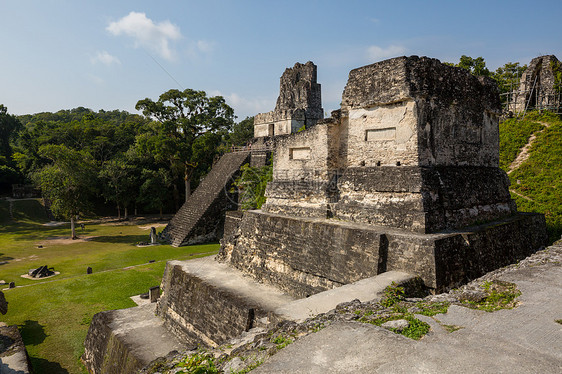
(157, 256), (296, 347)
(275, 270), (415, 322)
(82, 303), (187, 374)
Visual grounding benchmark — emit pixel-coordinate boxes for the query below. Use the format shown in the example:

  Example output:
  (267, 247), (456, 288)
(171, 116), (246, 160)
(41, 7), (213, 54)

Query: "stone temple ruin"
(82, 56), (547, 374)
(508, 55), (562, 114)
(162, 62), (324, 248)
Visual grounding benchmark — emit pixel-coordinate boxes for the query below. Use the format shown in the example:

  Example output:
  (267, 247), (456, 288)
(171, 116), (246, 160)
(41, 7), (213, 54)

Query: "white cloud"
(196, 40), (215, 53)
(91, 51), (121, 66)
(218, 92), (275, 119)
(107, 11), (182, 61)
(366, 45), (407, 61)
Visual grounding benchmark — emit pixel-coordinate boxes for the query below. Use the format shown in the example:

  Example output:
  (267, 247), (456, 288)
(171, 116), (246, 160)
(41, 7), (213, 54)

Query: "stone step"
(157, 256), (297, 347)
(83, 257), (417, 373)
(163, 151), (251, 246)
(275, 270), (415, 322)
(82, 303), (187, 374)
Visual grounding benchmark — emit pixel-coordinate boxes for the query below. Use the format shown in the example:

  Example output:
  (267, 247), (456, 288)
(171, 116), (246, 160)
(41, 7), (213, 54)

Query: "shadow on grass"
(29, 356), (70, 374)
(87, 234), (147, 244)
(1, 222), (69, 241)
(18, 320), (47, 346)
(0, 253), (14, 264)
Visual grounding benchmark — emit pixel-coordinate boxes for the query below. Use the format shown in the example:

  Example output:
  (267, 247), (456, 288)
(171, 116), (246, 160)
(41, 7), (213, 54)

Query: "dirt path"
(509, 189), (534, 202)
(508, 121), (550, 174)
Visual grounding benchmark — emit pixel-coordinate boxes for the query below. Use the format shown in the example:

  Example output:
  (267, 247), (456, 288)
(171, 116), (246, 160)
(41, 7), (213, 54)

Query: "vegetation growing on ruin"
(232, 163), (273, 210)
(460, 280), (521, 312)
(499, 111), (562, 243)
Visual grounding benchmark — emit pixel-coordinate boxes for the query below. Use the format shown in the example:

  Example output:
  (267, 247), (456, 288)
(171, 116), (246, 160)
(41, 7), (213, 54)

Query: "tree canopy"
(135, 89), (235, 206)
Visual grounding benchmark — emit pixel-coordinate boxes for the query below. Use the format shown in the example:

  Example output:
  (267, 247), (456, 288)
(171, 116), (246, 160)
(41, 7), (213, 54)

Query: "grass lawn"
(0, 199), (219, 374)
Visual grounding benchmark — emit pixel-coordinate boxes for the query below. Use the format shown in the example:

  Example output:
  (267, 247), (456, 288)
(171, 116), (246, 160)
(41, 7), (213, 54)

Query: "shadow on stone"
(18, 320), (47, 346)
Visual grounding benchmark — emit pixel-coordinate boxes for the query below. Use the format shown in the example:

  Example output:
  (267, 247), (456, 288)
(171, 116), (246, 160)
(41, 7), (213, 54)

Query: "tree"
(228, 116), (254, 146)
(139, 168), (173, 218)
(135, 89), (235, 206)
(33, 144), (97, 239)
(0, 105), (23, 191)
(492, 62), (527, 95)
(99, 156), (138, 219)
(447, 55), (491, 77)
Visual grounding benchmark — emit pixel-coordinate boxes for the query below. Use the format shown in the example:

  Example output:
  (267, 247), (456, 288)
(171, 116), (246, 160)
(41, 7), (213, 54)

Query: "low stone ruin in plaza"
(82, 56), (547, 374)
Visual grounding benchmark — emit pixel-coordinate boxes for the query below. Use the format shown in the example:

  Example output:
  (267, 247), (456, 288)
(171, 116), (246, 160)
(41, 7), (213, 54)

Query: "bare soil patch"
(35, 236), (98, 246)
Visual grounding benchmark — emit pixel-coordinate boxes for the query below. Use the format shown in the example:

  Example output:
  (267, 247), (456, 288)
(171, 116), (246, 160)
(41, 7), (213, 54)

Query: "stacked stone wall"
(157, 262), (269, 347)
(225, 211), (384, 298)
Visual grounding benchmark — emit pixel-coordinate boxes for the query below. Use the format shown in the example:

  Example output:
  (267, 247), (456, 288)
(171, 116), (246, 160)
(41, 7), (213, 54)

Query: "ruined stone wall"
(511, 55), (561, 113)
(224, 211), (383, 298)
(254, 61), (323, 138)
(262, 120), (341, 217)
(157, 262), (270, 347)
(223, 210), (546, 293)
(335, 166), (516, 233)
(341, 56), (501, 168)
(82, 311), (146, 374)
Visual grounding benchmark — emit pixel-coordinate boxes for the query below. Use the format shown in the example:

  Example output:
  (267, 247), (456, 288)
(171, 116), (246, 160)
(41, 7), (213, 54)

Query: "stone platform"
(222, 210), (547, 293)
(82, 257), (419, 373)
(156, 256), (296, 347)
(81, 303), (186, 374)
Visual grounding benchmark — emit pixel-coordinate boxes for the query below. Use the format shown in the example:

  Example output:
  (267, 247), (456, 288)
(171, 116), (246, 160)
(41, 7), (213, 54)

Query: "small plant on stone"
(271, 334), (293, 349)
(415, 301), (450, 316)
(442, 324), (464, 333)
(380, 282), (405, 308)
(555, 319), (562, 325)
(462, 280), (521, 312)
(175, 351), (219, 374)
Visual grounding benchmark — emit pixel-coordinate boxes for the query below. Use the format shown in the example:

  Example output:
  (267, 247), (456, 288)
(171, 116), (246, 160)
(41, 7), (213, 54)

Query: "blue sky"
(1, 0), (561, 120)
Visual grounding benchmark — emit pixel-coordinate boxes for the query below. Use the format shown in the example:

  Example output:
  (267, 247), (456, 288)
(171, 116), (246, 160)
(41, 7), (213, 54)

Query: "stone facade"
(263, 56), (516, 233)
(225, 56), (546, 293)
(510, 55), (561, 113)
(254, 61), (323, 138)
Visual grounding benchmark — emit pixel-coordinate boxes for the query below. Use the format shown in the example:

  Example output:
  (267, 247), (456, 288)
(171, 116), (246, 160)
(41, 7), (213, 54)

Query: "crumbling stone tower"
(510, 55), (562, 113)
(253, 61), (323, 137)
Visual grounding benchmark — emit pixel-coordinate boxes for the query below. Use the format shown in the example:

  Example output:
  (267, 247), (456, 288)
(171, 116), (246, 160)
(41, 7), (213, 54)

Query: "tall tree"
(135, 89), (234, 206)
(0, 105), (23, 191)
(33, 144), (96, 239)
(99, 156), (138, 219)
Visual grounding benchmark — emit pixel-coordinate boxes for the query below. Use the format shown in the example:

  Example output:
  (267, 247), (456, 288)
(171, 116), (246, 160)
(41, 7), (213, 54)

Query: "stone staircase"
(162, 151), (251, 247)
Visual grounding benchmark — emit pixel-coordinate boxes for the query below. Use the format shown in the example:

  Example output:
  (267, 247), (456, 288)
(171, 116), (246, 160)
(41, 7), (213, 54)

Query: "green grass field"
(0, 199), (219, 374)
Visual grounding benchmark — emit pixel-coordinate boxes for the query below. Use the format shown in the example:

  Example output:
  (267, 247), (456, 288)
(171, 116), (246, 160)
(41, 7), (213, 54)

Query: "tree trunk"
(124, 207), (128, 219)
(185, 176), (191, 202)
(71, 216), (77, 240)
(172, 183), (180, 211)
(117, 205), (121, 220)
(159, 206), (163, 219)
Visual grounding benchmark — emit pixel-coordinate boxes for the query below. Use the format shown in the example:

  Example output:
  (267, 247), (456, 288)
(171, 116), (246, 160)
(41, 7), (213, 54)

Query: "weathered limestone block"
(335, 166), (516, 233)
(82, 304), (186, 374)
(222, 210), (384, 298)
(262, 121), (342, 217)
(0, 325), (33, 374)
(156, 257), (294, 347)
(224, 210), (546, 293)
(342, 56), (501, 168)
